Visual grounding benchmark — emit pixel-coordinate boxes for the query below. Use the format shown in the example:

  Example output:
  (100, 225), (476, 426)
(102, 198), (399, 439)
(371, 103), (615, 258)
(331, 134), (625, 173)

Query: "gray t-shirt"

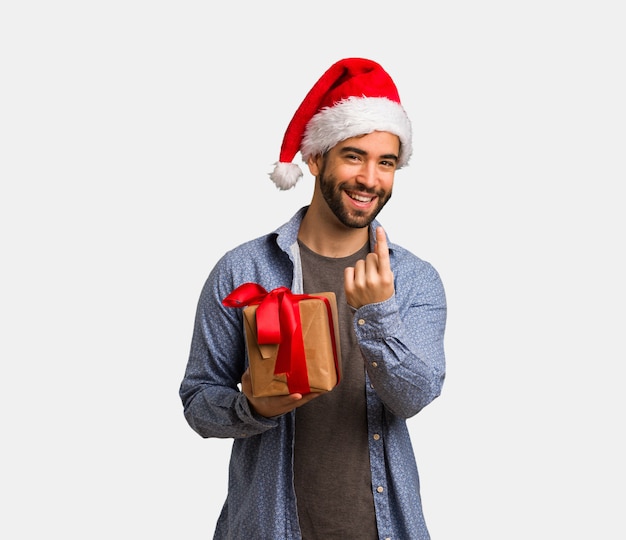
(294, 240), (378, 540)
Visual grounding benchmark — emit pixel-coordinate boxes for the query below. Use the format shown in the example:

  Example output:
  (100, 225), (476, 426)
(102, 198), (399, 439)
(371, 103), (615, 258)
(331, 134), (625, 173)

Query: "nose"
(355, 161), (378, 189)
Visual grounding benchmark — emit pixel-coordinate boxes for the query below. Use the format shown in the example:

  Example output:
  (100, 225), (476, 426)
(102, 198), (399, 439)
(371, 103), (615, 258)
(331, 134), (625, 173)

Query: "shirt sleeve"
(179, 261), (278, 439)
(353, 260), (447, 418)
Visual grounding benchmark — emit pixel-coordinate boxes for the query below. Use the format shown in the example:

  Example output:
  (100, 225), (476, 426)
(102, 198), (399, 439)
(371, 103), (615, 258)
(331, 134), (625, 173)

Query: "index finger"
(375, 226), (391, 270)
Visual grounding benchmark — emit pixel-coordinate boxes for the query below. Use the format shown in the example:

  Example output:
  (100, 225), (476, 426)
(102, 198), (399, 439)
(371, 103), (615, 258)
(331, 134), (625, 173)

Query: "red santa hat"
(269, 57), (413, 190)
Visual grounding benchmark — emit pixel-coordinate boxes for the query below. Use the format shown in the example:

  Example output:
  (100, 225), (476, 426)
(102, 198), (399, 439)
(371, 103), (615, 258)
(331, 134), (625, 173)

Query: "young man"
(179, 58), (447, 540)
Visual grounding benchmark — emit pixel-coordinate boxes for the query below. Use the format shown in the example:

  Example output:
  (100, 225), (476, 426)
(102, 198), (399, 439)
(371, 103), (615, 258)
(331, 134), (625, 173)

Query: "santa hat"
(269, 57), (413, 190)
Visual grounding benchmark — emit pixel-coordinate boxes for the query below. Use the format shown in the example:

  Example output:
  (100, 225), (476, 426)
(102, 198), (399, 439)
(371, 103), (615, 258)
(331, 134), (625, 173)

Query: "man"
(179, 58), (447, 540)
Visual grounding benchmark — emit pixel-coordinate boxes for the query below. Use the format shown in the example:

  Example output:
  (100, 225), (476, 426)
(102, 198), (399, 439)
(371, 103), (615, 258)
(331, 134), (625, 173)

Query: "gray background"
(2, 1), (624, 538)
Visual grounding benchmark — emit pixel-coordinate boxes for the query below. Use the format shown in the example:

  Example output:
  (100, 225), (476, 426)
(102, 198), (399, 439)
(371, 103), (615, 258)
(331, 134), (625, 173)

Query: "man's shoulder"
(226, 207), (306, 257)
(388, 240), (443, 284)
(387, 240), (428, 266)
(221, 232), (279, 262)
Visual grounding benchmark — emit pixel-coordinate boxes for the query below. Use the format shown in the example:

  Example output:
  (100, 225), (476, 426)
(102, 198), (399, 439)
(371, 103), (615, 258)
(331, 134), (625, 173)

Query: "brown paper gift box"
(242, 292), (342, 397)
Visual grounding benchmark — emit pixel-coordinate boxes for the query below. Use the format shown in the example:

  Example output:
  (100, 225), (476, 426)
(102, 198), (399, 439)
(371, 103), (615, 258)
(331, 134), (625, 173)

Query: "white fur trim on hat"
(301, 96), (413, 168)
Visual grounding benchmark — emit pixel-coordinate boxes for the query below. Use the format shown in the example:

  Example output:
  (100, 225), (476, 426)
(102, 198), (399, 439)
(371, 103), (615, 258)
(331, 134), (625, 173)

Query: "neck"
(298, 199), (370, 258)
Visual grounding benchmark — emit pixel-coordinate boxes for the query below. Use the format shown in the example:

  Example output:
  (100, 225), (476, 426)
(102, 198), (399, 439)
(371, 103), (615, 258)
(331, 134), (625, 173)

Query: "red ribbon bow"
(223, 282), (339, 394)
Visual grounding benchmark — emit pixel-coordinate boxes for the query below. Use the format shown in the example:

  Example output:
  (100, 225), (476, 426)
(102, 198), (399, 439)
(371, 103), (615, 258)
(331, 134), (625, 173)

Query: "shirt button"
(357, 318), (366, 326)
(373, 433), (380, 441)
(372, 361), (378, 368)
(377, 486), (384, 493)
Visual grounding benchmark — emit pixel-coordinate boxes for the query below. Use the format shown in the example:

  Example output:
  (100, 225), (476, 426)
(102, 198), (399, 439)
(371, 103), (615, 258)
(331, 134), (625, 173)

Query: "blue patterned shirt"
(179, 206), (447, 540)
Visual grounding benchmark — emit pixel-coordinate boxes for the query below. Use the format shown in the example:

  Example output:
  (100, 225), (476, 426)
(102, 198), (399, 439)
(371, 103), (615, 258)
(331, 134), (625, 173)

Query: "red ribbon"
(223, 282), (340, 394)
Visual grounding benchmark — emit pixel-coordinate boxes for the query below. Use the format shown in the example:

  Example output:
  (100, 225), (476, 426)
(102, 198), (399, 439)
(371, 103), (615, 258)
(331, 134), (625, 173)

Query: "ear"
(306, 154), (322, 177)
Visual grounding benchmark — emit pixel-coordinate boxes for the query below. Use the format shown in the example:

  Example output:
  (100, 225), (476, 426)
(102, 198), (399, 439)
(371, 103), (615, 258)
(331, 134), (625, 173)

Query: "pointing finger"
(375, 226), (391, 271)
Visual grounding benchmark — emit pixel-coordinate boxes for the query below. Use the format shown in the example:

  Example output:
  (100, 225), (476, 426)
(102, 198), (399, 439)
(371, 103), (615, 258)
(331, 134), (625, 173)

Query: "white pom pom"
(269, 162), (303, 190)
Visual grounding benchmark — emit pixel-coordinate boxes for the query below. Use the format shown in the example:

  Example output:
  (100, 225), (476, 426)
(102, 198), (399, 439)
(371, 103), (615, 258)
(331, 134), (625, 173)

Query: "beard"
(318, 164), (392, 229)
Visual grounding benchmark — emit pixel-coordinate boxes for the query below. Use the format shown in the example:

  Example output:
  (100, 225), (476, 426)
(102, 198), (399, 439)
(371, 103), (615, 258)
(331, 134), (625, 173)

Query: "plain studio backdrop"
(1, 2), (624, 538)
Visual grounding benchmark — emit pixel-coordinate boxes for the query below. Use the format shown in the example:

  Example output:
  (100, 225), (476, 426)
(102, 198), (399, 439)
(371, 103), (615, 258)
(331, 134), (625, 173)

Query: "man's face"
(313, 131), (399, 229)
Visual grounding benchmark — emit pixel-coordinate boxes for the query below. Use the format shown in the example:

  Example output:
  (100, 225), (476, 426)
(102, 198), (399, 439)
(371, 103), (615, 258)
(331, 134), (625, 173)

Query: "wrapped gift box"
(223, 284), (342, 397)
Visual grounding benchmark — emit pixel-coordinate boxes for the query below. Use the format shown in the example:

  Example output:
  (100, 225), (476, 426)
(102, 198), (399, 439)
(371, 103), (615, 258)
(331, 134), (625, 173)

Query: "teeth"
(349, 193), (372, 202)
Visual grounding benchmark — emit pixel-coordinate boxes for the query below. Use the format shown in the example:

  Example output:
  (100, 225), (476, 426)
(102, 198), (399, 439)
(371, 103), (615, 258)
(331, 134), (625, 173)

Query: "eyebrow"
(339, 146), (399, 162)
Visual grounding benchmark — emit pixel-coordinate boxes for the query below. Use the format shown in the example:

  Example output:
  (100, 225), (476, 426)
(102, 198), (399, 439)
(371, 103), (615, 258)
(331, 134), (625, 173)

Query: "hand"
(344, 226), (395, 309)
(241, 368), (321, 418)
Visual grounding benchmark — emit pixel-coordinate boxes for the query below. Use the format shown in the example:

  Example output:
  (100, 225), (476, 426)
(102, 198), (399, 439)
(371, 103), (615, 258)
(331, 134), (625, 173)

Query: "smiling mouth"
(346, 191), (375, 203)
